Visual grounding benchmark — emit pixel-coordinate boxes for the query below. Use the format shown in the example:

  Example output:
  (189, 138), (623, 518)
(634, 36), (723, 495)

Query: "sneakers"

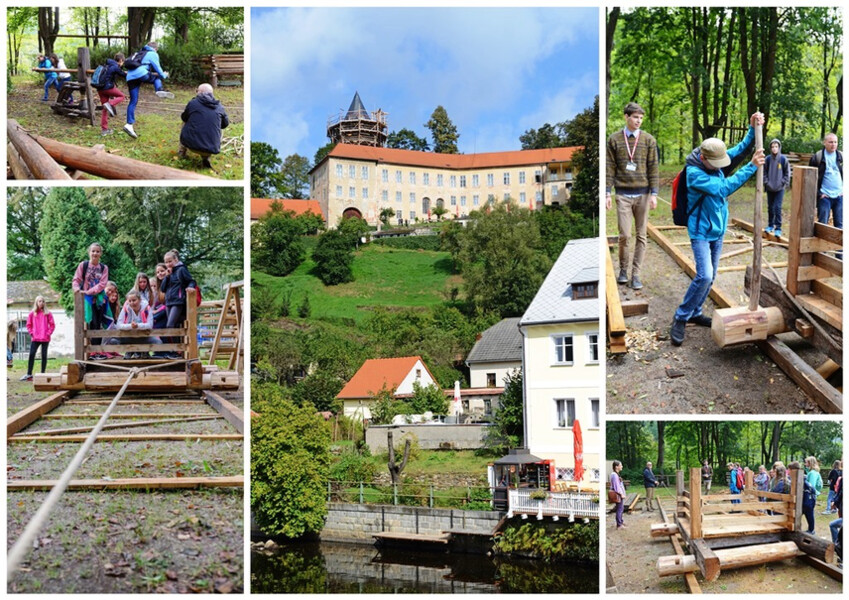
(103, 102), (116, 117)
(630, 275), (643, 290)
(155, 90), (175, 99)
(123, 123), (138, 139)
(19, 374), (33, 381)
(201, 157), (213, 169)
(101, 129), (114, 137)
(670, 319), (687, 346)
(617, 269), (628, 284)
(89, 353), (107, 361)
(688, 314), (712, 327)
(774, 229), (782, 238)
(41, 97), (50, 102)
(764, 226), (774, 234)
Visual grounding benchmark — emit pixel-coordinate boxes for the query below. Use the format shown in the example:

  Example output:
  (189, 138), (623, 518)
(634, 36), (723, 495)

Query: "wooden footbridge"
(651, 467), (837, 589)
(7, 285), (244, 578)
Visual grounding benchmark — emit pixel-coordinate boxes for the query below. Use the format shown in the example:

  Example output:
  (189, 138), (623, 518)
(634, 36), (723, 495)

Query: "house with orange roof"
(250, 198), (325, 223)
(309, 142), (580, 227)
(336, 356), (436, 419)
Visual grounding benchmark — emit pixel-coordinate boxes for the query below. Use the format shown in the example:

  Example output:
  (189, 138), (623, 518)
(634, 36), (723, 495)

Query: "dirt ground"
(606, 487), (841, 594)
(606, 182), (838, 415)
(6, 364), (244, 593)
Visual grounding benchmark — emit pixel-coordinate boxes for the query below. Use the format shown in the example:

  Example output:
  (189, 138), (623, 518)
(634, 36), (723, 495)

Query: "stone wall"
(321, 502), (502, 543)
(366, 423), (489, 451)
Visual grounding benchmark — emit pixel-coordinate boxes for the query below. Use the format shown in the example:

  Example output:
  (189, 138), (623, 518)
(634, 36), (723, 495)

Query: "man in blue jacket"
(669, 112), (766, 346)
(123, 41), (174, 139)
(178, 83), (230, 169)
(643, 461), (659, 511)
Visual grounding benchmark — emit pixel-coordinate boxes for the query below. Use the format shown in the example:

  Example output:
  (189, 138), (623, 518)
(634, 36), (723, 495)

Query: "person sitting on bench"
(178, 83), (230, 170)
(110, 290), (161, 359)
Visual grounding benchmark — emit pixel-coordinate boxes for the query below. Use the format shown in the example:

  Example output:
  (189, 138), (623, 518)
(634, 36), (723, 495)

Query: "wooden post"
(74, 290), (85, 361)
(186, 288), (198, 360)
(676, 470), (684, 496)
(689, 468), (702, 539)
(230, 284), (243, 372)
(749, 123), (764, 310)
(208, 284), (231, 365)
(77, 47), (96, 128)
(744, 468), (754, 503)
(791, 468), (804, 532)
(787, 166), (819, 296)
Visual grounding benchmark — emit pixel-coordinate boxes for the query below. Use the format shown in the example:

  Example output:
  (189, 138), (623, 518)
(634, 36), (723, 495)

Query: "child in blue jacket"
(123, 41), (174, 139)
(37, 55), (59, 101)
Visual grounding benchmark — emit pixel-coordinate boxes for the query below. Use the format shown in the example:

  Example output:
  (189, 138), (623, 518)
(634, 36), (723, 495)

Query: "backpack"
(123, 49), (148, 70)
(803, 481), (817, 510)
(736, 468), (744, 490)
(90, 65), (107, 89)
(194, 284), (203, 307)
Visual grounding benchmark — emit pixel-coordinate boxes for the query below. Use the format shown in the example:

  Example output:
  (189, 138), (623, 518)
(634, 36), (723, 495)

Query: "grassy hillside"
(253, 243), (461, 326)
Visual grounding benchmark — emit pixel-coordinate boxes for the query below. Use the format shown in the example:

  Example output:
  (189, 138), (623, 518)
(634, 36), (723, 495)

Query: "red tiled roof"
(337, 356), (434, 399)
(314, 143), (580, 172)
(250, 198), (324, 220)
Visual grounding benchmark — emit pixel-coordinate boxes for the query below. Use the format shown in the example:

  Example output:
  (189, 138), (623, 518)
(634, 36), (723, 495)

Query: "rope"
(7, 368), (140, 578)
(78, 359), (188, 373)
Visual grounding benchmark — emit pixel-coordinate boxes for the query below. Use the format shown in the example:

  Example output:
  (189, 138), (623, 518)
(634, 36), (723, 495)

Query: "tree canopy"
(387, 128), (430, 151)
(608, 7), (843, 160)
(425, 105), (460, 154)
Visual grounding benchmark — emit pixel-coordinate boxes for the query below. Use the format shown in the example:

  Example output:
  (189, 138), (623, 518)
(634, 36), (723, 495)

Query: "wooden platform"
(373, 532), (451, 545)
(677, 516), (786, 538)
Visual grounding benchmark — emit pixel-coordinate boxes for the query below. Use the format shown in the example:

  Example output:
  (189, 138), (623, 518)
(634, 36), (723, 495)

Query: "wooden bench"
(197, 54), (244, 87)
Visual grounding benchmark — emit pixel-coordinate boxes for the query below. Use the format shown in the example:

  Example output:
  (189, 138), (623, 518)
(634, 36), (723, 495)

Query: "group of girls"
(21, 243), (196, 375)
(37, 53), (72, 103)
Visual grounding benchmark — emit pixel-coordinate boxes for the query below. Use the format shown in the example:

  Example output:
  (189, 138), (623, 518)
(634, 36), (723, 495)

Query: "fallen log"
(657, 541), (802, 578)
(7, 142), (34, 179)
(7, 119), (72, 180)
(25, 132), (218, 181)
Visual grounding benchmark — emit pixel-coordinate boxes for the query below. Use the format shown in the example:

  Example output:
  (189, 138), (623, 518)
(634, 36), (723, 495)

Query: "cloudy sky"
(251, 7), (599, 161)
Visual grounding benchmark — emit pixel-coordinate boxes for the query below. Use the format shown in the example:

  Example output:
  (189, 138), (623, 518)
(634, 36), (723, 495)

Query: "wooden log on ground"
(785, 530), (835, 563)
(27, 132), (218, 180)
(606, 249), (627, 353)
(799, 554), (843, 582)
(7, 476), (243, 491)
(7, 391), (71, 437)
(621, 300), (649, 317)
(718, 262), (787, 273)
(8, 433), (243, 443)
(651, 523), (679, 537)
(7, 119), (72, 180)
(711, 304), (784, 347)
(203, 390), (244, 434)
(657, 554), (698, 576)
(756, 337), (842, 413)
(7, 142), (35, 179)
(659, 541), (802, 578)
(15, 415), (220, 436)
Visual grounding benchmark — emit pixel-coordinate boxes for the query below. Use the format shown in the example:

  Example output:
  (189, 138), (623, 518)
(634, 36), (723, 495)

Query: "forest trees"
(425, 106), (460, 154)
(608, 7), (843, 160)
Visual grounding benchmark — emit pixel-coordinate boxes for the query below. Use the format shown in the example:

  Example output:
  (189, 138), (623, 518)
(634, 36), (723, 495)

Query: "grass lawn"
(254, 243), (461, 326)
(8, 75), (244, 180)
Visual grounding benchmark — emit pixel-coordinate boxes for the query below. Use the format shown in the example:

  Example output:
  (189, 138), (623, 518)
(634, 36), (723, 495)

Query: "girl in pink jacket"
(22, 296), (55, 381)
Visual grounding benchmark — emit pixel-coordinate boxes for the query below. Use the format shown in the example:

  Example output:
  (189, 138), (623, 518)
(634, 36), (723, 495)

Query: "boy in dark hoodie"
(178, 83), (230, 169)
(763, 138), (791, 236)
(669, 112), (765, 346)
(96, 53), (127, 136)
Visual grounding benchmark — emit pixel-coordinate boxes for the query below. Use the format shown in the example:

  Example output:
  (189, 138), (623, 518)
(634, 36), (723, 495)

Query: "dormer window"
(573, 282), (598, 299)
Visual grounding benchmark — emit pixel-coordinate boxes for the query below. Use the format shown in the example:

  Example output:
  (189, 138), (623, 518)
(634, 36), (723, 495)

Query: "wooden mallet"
(712, 121), (784, 347)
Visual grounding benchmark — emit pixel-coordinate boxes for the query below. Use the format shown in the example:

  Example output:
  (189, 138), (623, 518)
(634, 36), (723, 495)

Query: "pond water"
(252, 540), (599, 594)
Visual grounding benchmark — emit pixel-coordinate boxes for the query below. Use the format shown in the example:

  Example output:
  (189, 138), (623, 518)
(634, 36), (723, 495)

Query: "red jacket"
(26, 310), (55, 343)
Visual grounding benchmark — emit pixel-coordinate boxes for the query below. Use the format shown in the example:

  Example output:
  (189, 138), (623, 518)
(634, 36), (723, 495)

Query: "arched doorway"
(342, 207), (363, 220)
(422, 197), (431, 216)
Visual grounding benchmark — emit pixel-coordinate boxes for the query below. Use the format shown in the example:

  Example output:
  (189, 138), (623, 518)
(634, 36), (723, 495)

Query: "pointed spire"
(345, 91), (370, 120)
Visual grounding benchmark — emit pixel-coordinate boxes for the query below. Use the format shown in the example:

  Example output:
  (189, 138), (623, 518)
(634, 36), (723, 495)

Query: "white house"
(520, 238), (601, 487)
(336, 356), (436, 419)
(7, 281), (73, 358)
(465, 317), (522, 388)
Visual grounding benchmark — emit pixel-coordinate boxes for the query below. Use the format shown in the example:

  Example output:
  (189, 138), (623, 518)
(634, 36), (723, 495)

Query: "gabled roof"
(7, 281), (60, 305)
(312, 143), (580, 173)
(345, 91), (370, 120)
(520, 237), (599, 326)
(336, 356), (434, 399)
(466, 317), (523, 365)
(250, 198), (324, 220)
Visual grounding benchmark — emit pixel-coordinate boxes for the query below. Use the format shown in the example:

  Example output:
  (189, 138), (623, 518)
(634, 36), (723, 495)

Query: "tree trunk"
(127, 8), (157, 53)
(833, 75), (843, 134)
(605, 7), (620, 106)
(37, 7), (60, 56)
(656, 421), (665, 470)
(387, 431), (411, 486)
(770, 421), (783, 463)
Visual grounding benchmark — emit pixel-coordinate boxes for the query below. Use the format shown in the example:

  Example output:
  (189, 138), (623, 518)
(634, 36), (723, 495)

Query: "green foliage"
(409, 381), (449, 415)
(251, 205), (306, 277)
(297, 294), (311, 319)
(563, 97), (600, 226)
(252, 330), (305, 386)
(312, 230), (355, 285)
(520, 122), (568, 149)
(6, 187), (47, 280)
(156, 42), (212, 83)
(387, 128), (430, 151)
(330, 448), (377, 483)
(279, 153), (311, 199)
(251, 385), (330, 539)
(424, 105), (459, 154)
(493, 521), (599, 562)
(336, 216), (371, 244)
(39, 188), (135, 312)
(291, 370), (343, 413)
(313, 142), (336, 166)
(369, 388), (411, 425)
(453, 202), (551, 317)
(535, 204), (596, 261)
(378, 207), (395, 225)
(487, 370), (524, 450)
(251, 142), (285, 198)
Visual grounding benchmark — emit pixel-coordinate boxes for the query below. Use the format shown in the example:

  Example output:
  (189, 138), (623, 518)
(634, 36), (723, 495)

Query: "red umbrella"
(573, 419), (584, 482)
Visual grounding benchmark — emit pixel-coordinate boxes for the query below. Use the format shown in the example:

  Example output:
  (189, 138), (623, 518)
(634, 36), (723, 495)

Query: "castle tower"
(327, 92), (388, 147)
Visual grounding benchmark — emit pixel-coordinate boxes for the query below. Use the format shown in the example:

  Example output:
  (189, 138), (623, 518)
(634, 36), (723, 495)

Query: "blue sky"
(251, 7), (599, 162)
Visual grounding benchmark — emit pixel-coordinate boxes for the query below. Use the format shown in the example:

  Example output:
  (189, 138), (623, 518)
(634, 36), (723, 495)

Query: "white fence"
(507, 488), (600, 520)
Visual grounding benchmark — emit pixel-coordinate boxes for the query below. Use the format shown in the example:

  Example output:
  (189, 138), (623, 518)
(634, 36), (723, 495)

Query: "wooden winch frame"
(653, 467), (836, 584)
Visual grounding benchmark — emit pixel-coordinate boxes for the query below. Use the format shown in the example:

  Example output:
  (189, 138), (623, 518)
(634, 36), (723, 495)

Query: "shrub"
(330, 448), (377, 484)
(312, 230), (354, 285)
(373, 236), (442, 251)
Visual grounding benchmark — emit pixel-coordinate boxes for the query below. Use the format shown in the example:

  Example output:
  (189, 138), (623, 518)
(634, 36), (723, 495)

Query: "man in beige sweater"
(606, 102), (659, 290)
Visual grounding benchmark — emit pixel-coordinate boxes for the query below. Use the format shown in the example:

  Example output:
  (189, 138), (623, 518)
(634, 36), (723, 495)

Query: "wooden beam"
(813, 222), (843, 247)
(606, 249), (627, 353)
(647, 223), (737, 309)
(8, 433), (243, 443)
(785, 530), (835, 563)
(797, 265), (834, 282)
(7, 391), (72, 437)
(717, 262), (787, 273)
(690, 538), (720, 581)
(26, 133), (218, 181)
(689, 468), (702, 539)
(720, 245), (754, 260)
(15, 415), (220, 437)
(621, 300), (649, 317)
(7, 476), (243, 491)
(40, 413), (213, 420)
(812, 280), (843, 309)
(787, 166), (819, 295)
(799, 237), (842, 253)
(203, 391), (244, 434)
(812, 251), (842, 278)
(791, 468), (804, 531)
(756, 338), (842, 413)
(795, 295), (842, 330)
(730, 217), (790, 245)
(74, 291), (85, 361)
(816, 359), (840, 379)
(799, 554), (842, 582)
(6, 119), (72, 180)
